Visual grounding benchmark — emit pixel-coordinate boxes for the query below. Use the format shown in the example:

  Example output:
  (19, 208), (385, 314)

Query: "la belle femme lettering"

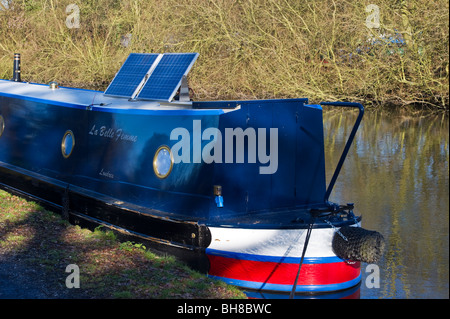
(89, 124), (138, 143)
(89, 120), (279, 175)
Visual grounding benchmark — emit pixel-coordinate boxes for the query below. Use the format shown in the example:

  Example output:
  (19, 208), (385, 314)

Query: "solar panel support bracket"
(178, 75), (190, 102)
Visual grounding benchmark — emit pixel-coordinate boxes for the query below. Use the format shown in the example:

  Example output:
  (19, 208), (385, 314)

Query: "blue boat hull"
(0, 80), (366, 294)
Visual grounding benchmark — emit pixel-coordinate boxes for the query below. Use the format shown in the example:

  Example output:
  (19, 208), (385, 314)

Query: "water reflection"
(323, 108), (449, 299)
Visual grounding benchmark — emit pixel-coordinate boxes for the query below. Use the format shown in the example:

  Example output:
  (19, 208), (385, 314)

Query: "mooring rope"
(289, 218), (315, 299)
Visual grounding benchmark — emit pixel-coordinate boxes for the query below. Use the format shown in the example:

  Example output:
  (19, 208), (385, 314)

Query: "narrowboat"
(0, 53), (384, 297)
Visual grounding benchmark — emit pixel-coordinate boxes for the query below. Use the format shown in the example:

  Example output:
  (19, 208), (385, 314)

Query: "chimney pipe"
(13, 53), (21, 82)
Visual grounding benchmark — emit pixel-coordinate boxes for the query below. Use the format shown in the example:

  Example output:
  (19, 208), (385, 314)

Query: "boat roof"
(0, 79), (199, 111)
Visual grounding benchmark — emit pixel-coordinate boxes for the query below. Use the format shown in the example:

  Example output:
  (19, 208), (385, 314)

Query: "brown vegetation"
(0, 0), (448, 109)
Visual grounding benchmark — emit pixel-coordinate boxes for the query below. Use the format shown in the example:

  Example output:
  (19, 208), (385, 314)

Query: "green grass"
(0, 189), (246, 299)
(0, 0), (448, 110)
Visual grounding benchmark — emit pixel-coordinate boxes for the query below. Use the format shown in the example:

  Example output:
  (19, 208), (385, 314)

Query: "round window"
(0, 115), (4, 138)
(153, 145), (174, 179)
(61, 130), (75, 158)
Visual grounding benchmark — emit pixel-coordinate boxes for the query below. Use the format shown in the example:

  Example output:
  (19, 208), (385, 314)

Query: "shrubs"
(0, 0), (448, 109)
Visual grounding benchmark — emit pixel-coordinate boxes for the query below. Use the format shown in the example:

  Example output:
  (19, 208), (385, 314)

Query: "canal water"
(323, 107), (449, 299)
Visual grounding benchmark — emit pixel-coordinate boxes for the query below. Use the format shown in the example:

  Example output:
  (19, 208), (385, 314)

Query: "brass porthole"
(61, 130), (75, 158)
(153, 145), (174, 179)
(0, 115), (4, 138)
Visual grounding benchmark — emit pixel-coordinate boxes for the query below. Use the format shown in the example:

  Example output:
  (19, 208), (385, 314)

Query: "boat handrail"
(320, 101), (364, 203)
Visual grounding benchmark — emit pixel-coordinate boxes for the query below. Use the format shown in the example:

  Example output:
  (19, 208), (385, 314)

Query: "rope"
(289, 218), (315, 299)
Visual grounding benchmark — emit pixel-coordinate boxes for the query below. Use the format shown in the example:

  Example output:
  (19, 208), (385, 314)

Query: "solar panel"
(104, 53), (161, 98)
(136, 53), (199, 102)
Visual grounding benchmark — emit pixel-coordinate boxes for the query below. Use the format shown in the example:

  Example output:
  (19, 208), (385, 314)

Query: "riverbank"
(0, 189), (246, 299)
(0, 0), (448, 110)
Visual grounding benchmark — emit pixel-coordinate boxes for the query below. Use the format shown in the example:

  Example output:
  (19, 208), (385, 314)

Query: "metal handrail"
(320, 102), (364, 203)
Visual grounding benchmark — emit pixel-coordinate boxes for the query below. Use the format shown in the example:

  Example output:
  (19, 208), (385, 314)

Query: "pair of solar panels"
(104, 52), (198, 102)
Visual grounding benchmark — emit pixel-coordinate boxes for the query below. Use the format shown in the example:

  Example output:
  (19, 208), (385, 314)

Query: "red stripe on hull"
(208, 255), (360, 286)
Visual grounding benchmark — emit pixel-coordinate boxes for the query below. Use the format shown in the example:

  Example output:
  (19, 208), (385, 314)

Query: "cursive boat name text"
(89, 124), (137, 143)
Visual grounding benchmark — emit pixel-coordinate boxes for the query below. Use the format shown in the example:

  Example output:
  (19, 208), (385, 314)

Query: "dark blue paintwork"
(0, 88), (328, 226)
(203, 99), (327, 221)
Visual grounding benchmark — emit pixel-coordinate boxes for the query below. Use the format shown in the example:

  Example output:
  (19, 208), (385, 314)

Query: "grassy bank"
(0, 0), (448, 110)
(0, 189), (246, 298)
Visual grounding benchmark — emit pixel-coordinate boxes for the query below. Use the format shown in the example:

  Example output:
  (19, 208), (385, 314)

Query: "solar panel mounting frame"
(104, 52), (198, 103)
(136, 52), (199, 102)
